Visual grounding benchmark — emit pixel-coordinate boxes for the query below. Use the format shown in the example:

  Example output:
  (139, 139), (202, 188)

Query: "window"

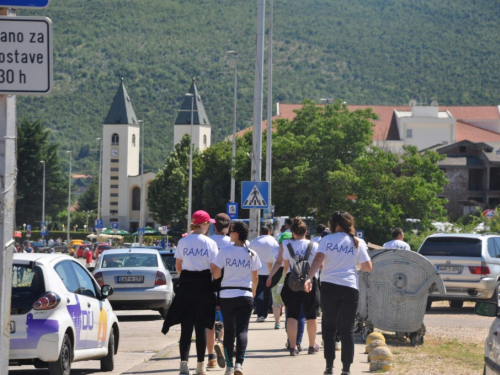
(110, 202), (118, 206)
(132, 134), (136, 147)
(111, 159), (119, 163)
(132, 187), (141, 211)
(488, 238), (498, 258)
(112, 133), (119, 145)
(111, 176), (118, 180)
(203, 134), (207, 146)
(102, 253), (158, 268)
(111, 184), (118, 188)
(54, 261), (80, 294)
(110, 210), (118, 214)
(71, 262), (97, 298)
(11, 265), (45, 315)
(406, 129), (413, 138)
(110, 218), (118, 222)
(494, 238), (500, 258)
(419, 237), (482, 257)
(460, 146), (467, 153)
(111, 168), (119, 172)
(110, 193), (118, 197)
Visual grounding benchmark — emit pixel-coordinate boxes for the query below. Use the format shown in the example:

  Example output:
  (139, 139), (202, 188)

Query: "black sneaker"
(214, 341), (226, 368)
(324, 368), (333, 375)
(341, 372), (350, 375)
(289, 347), (299, 356)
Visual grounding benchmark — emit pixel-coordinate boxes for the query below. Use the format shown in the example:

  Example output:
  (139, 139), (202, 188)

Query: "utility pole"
(266, 0), (273, 217)
(66, 151), (72, 246)
(249, 0), (265, 241)
(186, 94), (194, 232)
(96, 137), (102, 221)
(0, 6), (17, 371)
(139, 120), (145, 245)
(40, 160), (46, 235)
(227, 51), (238, 203)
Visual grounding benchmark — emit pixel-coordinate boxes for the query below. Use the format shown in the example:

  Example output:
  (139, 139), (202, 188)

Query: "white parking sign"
(0, 17), (53, 94)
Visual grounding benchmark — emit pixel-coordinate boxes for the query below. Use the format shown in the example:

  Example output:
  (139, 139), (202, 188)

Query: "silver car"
(418, 233), (500, 309)
(93, 249), (173, 319)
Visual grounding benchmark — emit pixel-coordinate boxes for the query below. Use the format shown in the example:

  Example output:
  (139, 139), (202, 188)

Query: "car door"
(491, 238), (500, 278)
(70, 261), (102, 349)
(54, 260), (88, 351)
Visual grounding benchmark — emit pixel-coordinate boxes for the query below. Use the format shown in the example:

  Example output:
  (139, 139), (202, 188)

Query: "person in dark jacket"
(162, 210), (218, 375)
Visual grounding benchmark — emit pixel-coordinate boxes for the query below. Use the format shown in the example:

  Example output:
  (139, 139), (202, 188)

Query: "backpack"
(286, 241), (314, 292)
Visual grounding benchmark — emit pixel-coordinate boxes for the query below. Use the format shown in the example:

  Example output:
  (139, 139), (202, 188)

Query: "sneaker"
(324, 368), (333, 375)
(195, 361), (206, 375)
(274, 322), (280, 329)
(289, 347), (300, 356)
(224, 367), (235, 375)
(341, 372), (350, 375)
(335, 341), (342, 351)
(308, 344), (320, 354)
(297, 344), (302, 352)
(256, 316), (266, 322)
(207, 358), (217, 369)
(234, 363), (243, 375)
(180, 361), (191, 375)
(214, 342), (226, 368)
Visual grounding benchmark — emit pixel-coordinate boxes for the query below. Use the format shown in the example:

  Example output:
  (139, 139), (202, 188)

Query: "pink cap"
(191, 210), (215, 225)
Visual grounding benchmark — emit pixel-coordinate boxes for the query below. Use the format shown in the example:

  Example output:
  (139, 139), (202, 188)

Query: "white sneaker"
(234, 363), (243, 375)
(256, 316), (266, 322)
(180, 361), (191, 375)
(335, 341), (341, 351)
(195, 361), (206, 375)
(225, 367), (235, 375)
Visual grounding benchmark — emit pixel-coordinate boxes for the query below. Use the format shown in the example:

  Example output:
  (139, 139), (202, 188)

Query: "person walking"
(312, 224), (326, 243)
(162, 210), (219, 375)
(267, 217), (320, 356)
(211, 221), (261, 375)
(249, 225), (278, 322)
(84, 247), (93, 269)
(305, 211), (372, 375)
(268, 240), (285, 329)
(383, 227), (411, 250)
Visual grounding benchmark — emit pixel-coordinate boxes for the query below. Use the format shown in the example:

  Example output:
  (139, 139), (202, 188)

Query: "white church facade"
(100, 78), (211, 232)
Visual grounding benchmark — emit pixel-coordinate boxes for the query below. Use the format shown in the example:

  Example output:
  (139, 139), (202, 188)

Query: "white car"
(476, 301), (500, 374)
(93, 248), (173, 318)
(9, 253), (120, 375)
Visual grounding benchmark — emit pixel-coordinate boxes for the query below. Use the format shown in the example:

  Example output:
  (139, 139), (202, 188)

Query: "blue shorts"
(215, 309), (223, 323)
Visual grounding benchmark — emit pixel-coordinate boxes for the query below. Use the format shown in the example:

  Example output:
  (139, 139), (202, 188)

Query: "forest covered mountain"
(18, 0), (500, 173)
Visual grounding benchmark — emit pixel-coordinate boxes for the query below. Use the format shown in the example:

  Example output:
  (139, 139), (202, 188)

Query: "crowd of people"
(160, 209), (412, 375)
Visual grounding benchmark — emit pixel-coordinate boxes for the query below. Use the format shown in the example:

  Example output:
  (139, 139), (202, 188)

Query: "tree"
(16, 119), (67, 228)
(77, 176), (98, 212)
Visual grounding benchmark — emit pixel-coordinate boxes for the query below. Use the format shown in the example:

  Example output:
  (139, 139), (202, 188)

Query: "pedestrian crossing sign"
(241, 181), (269, 209)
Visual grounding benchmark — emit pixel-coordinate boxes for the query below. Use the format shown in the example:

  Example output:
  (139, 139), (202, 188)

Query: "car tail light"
(469, 266), (490, 275)
(33, 292), (61, 311)
(94, 272), (104, 287)
(155, 271), (167, 286)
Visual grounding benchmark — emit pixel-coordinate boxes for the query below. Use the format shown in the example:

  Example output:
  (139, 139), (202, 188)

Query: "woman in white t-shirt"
(305, 211), (372, 375)
(211, 221), (261, 375)
(161, 210), (219, 375)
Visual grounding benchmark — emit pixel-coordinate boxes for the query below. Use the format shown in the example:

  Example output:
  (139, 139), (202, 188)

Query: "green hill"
(18, 0), (500, 173)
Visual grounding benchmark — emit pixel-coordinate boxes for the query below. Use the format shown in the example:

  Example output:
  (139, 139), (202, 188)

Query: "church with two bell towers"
(100, 78), (211, 231)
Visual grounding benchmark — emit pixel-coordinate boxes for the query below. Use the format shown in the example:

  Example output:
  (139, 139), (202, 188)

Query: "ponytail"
(329, 211), (359, 248)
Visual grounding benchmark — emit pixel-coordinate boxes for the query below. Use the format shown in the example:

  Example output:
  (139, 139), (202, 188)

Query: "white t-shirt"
(175, 234), (218, 271)
(317, 232), (370, 290)
(282, 239), (319, 278)
(271, 247), (284, 268)
(249, 235), (279, 276)
(210, 234), (231, 250)
(311, 236), (322, 243)
(213, 245), (262, 298)
(383, 239), (411, 251)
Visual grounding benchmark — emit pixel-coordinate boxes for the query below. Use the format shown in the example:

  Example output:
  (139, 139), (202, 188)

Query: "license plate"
(10, 321), (15, 333)
(116, 276), (144, 283)
(437, 265), (463, 274)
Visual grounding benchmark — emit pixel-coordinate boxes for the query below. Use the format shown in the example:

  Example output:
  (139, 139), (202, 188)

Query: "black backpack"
(286, 241), (314, 292)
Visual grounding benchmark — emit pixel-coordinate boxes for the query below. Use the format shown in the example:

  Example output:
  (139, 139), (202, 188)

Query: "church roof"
(174, 79), (210, 126)
(104, 78), (139, 125)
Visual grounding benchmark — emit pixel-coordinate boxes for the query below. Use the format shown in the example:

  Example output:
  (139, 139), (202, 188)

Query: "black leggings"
(219, 296), (253, 366)
(320, 282), (359, 373)
(180, 317), (207, 362)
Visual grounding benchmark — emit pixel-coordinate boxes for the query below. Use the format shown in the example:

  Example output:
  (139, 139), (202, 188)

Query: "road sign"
(0, 17), (53, 94)
(483, 209), (496, 219)
(111, 222), (119, 233)
(227, 202), (239, 220)
(0, 0), (50, 8)
(241, 181), (269, 209)
(137, 228), (145, 236)
(356, 230), (365, 240)
(95, 219), (103, 229)
(26, 224), (31, 230)
(160, 226), (168, 235)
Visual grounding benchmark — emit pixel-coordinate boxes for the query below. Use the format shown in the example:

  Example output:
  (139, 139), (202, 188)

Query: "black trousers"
(320, 282), (359, 373)
(255, 275), (271, 318)
(219, 296), (253, 366)
(179, 315), (207, 362)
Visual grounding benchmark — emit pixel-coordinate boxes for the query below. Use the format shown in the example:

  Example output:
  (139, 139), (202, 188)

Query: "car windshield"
(419, 237), (482, 257)
(102, 253), (158, 268)
(11, 264), (45, 315)
(161, 254), (176, 271)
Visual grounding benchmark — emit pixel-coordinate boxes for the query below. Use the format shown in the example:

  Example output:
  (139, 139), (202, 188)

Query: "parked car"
(159, 249), (178, 283)
(96, 243), (113, 254)
(76, 244), (91, 258)
(418, 233), (500, 309)
(9, 253), (120, 375)
(475, 301), (500, 374)
(93, 248), (173, 319)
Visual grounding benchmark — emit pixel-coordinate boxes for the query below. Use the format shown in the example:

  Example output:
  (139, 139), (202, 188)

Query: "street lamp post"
(66, 151), (72, 245)
(138, 120), (145, 245)
(227, 51), (238, 203)
(40, 160), (45, 236)
(86, 210), (91, 232)
(96, 138), (102, 221)
(185, 93), (194, 232)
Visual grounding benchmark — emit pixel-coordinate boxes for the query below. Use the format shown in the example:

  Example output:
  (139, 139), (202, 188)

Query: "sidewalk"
(124, 316), (371, 375)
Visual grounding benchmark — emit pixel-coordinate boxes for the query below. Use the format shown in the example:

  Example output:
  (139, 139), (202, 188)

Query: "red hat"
(191, 210), (215, 225)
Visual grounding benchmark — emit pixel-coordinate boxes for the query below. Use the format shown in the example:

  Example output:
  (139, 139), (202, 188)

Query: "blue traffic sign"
(356, 230), (365, 240)
(137, 228), (145, 235)
(95, 219), (103, 229)
(111, 222), (119, 230)
(0, 0), (50, 8)
(241, 181), (269, 209)
(26, 224), (31, 230)
(227, 203), (239, 220)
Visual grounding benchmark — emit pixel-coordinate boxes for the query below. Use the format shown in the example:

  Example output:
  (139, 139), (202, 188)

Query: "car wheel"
(100, 330), (115, 371)
(48, 333), (71, 375)
(489, 282), (500, 307)
(449, 300), (463, 308)
(159, 307), (169, 319)
(426, 298), (432, 311)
